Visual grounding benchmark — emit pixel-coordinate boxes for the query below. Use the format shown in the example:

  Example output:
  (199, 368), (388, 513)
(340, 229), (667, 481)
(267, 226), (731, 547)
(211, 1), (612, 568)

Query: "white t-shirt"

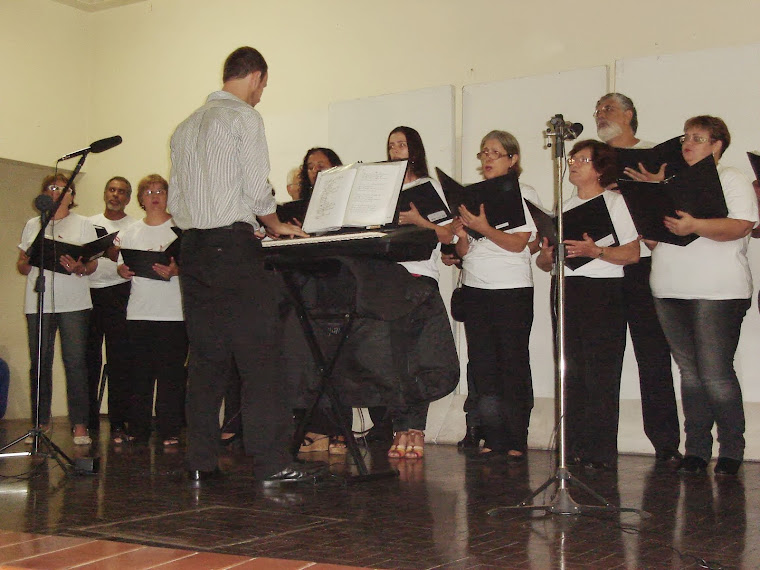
(564, 189), (639, 279)
(398, 177), (448, 281)
(88, 213), (137, 289)
(117, 218), (184, 321)
(19, 212), (97, 314)
(650, 164), (758, 300)
(461, 183), (539, 290)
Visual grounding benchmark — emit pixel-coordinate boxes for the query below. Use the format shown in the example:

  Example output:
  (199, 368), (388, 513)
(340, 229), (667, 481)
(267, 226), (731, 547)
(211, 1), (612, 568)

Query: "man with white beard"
(593, 93), (682, 465)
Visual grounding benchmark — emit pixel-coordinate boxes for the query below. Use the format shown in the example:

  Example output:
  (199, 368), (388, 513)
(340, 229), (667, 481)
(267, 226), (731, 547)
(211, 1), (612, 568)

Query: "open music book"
(436, 168), (526, 240)
(617, 154), (727, 246)
(27, 232), (118, 274)
(301, 160), (408, 234)
(614, 136), (687, 180)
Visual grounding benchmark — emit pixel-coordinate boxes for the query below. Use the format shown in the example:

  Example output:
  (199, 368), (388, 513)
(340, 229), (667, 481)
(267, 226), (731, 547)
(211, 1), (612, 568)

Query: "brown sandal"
(387, 431), (409, 459)
(404, 429), (424, 459)
(299, 432), (329, 453)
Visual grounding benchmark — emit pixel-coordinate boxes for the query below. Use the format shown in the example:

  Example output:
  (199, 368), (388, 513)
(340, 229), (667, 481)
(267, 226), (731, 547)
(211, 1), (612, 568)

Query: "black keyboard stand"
(277, 264), (398, 484)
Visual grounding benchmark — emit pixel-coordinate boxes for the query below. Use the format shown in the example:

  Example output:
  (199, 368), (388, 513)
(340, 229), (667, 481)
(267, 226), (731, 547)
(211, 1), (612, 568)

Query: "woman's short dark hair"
(683, 115), (731, 158)
(40, 173), (76, 209)
(136, 174), (169, 210)
(569, 139), (618, 187)
(386, 126), (429, 180)
(298, 147), (342, 201)
(223, 47), (268, 82)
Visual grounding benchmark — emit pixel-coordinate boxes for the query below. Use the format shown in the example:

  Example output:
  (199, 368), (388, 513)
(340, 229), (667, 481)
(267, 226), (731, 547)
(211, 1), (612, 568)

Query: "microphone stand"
(0, 153), (90, 473)
(488, 115), (646, 518)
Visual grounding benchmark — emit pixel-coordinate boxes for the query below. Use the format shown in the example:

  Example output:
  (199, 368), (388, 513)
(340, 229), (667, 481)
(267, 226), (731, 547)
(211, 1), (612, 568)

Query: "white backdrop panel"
(462, 66), (608, 399)
(616, 43), (760, 402)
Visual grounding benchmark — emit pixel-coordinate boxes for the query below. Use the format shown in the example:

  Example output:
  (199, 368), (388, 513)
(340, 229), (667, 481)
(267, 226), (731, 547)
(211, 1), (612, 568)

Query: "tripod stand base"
(0, 429), (76, 475)
(487, 466), (650, 518)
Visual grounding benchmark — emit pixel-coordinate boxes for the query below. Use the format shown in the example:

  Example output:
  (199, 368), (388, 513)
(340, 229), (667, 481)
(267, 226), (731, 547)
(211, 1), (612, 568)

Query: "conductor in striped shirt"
(169, 47), (322, 486)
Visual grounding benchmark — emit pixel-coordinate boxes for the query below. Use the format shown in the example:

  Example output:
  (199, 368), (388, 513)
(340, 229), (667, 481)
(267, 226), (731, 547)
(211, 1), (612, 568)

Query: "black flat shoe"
(655, 449), (683, 464)
(187, 467), (222, 482)
(220, 432), (241, 446)
(714, 457), (742, 476)
(582, 460), (616, 472)
(261, 462), (328, 487)
(457, 426), (483, 449)
(677, 455), (708, 475)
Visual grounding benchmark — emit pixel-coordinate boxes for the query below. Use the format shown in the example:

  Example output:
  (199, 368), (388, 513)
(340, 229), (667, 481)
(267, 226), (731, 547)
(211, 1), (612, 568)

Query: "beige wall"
(2, 0), (760, 449)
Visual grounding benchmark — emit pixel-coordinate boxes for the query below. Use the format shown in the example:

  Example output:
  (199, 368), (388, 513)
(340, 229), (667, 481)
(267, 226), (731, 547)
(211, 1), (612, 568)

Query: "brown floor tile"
(150, 551), (257, 569)
(74, 545), (197, 569)
(5, 539), (140, 569)
(0, 536), (93, 564)
(227, 558), (315, 569)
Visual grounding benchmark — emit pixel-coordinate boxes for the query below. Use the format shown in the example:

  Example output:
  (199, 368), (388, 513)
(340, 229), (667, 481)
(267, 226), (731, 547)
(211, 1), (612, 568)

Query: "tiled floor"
(0, 417), (757, 569)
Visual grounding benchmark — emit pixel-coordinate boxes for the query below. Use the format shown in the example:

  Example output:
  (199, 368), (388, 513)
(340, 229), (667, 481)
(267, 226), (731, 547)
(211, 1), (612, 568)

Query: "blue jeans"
(26, 310), (90, 427)
(653, 298), (749, 461)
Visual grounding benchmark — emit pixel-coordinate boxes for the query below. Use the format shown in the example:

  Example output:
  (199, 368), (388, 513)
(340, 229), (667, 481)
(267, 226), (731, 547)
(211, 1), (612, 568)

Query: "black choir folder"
(120, 228), (182, 281)
(435, 168), (526, 240)
(276, 199), (309, 225)
(747, 151), (760, 182)
(614, 136), (687, 180)
(617, 154), (727, 246)
(26, 232), (118, 275)
(394, 181), (452, 225)
(525, 196), (619, 270)
(301, 160), (408, 234)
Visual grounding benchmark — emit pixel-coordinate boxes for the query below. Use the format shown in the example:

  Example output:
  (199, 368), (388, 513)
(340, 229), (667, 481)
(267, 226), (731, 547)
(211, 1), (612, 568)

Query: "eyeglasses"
(566, 156), (593, 166)
(46, 185), (65, 193)
(477, 149), (512, 160)
(593, 104), (620, 118)
(144, 188), (167, 196)
(679, 134), (713, 144)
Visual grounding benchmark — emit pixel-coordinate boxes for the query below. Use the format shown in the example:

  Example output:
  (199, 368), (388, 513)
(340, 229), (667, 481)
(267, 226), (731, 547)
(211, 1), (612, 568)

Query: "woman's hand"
(623, 162), (667, 182)
(60, 254), (90, 276)
(663, 210), (697, 236)
(536, 237), (554, 272)
(117, 263), (135, 280)
(458, 204), (490, 234)
(398, 202), (426, 226)
(153, 256), (179, 280)
(17, 250), (32, 276)
(564, 233), (602, 259)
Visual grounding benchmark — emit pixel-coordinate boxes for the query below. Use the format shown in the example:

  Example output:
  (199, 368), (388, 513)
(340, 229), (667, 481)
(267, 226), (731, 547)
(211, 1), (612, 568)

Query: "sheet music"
(302, 167), (358, 233)
(344, 163), (405, 226)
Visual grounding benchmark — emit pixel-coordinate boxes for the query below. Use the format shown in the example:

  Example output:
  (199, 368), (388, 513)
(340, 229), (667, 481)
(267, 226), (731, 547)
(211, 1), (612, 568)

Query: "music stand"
(488, 115), (647, 518)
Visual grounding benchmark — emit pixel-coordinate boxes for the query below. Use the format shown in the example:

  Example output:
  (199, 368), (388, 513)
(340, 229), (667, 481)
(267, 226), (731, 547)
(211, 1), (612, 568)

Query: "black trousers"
(180, 228), (292, 479)
(126, 320), (187, 440)
(86, 282), (132, 431)
(463, 286), (534, 453)
(564, 277), (626, 464)
(622, 258), (680, 453)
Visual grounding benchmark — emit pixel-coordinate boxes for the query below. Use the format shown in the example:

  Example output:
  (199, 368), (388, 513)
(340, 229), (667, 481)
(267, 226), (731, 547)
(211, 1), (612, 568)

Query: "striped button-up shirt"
(168, 90), (275, 230)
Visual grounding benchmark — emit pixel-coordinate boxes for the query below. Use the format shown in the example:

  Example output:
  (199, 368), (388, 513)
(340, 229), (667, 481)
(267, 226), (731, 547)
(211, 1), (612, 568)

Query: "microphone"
(58, 136), (122, 161)
(566, 122), (584, 140)
(34, 194), (55, 214)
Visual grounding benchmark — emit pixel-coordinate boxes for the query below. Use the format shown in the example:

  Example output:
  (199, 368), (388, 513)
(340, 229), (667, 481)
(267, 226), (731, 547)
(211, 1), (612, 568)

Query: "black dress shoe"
(457, 426), (483, 449)
(261, 462), (328, 487)
(655, 449), (683, 463)
(582, 460), (616, 471)
(714, 457), (742, 476)
(187, 468), (222, 482)
(677, 455), (708, 474)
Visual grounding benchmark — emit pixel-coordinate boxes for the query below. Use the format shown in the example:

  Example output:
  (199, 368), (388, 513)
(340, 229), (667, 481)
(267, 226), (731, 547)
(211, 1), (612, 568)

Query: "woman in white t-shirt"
(17, 174), (98, 446)
(536, 140), (640, 470)
(383, 126), (455, 460)
(451, 130), (539, 464)
(117, 174), (187, 446)
(644, 117), (757, 477)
